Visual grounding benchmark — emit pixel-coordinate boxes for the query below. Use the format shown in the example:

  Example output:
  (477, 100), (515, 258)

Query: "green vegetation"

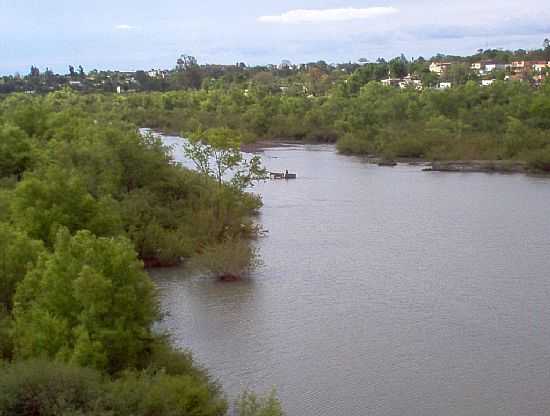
(118, 79), (550, 171)
(190, 237), (261, 280)
(2, 44), (550, 413)
(0, 90), (281, 415)
(236, 390), (284, 416)
(0, 359), (227, 416)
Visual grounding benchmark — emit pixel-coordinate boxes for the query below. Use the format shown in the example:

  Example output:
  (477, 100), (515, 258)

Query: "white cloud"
(258, 7), (399, 24)
(115, 24), (136, 30)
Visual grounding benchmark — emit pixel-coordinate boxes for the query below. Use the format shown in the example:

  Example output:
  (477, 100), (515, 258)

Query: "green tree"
(0, 223), (44, 311)
(235, 389), (284, 416)
(184, 128), (267, 190)
(13, 229), (157, 373)
(0, 123), (33, 180)
(11, 165), (122, 246)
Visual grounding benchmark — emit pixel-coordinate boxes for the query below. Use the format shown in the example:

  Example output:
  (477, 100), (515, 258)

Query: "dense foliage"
(117, 79), (550, 170)
(0, 91), (282, 415)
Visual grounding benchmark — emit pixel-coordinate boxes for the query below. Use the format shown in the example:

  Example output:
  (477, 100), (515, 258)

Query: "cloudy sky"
(1, 0), (549, 74)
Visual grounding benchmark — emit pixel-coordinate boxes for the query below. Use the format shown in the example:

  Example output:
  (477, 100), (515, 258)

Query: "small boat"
(270, 172), (297, 179)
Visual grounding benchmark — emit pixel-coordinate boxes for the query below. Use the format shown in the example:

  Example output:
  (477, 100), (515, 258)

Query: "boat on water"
(270, 171), (297, 179)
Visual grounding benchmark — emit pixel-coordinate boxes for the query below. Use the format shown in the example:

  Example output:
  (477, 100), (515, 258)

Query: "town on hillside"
(2, 39), (550, 95)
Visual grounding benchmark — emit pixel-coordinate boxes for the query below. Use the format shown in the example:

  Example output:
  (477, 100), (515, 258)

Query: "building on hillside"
(511, 61), (530, 75)
(481, 79), (496, 86)
(429, 62), (452, 75)
(438, 82), (452, 89)
(399, 75), (423, 90)
(278, 60), (292, 70)
(483, 61), (506, 72)
(471, 61), (507, 75)
(381, 76), (422, 90)
(470, 62), (482, 71)
(148, 69), (167, 78)
(532, 62), (550, 73)
(381, 78), (401, 87)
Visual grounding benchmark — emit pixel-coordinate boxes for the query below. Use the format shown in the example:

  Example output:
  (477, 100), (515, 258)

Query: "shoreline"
(149, 129), (549, 177)
(356, 156), (550, 176)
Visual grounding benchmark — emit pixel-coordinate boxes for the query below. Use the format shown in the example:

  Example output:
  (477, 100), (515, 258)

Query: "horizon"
(1, 0), (550, 75)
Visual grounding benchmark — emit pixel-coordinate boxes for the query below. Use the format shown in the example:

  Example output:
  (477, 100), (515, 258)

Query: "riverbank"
(357, 156), (550, 175)
(425, 160), (529, 174)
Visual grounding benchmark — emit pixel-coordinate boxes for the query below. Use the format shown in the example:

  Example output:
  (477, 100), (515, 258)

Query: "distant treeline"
(118, 79), (550, 170)
(2, 39), (550, 94)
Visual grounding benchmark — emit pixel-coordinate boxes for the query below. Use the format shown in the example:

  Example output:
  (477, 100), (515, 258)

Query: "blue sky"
(1, 0), (549, 74)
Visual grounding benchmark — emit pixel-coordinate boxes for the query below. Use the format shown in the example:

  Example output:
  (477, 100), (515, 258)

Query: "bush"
(0, 359), (105, 416)
(109, 371), (227, 416)
(0, 306), (13, 361)
(336, 134), (373, 155)
(0, 358), (228, 416)
(384, 138), (426, 158)
(235, 389), (284, 416)
(526, 147), (550, 172)
(190, 238), (261, 279)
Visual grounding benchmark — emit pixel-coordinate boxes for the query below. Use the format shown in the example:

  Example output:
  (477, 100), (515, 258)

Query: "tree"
(13, 229), (157, 373)
(0, 223), (44, 311)
(0, 123), (33, 180)
(176, 54), (198, 71)
(389, 55), (409, 79)
(184, 128), (267, 190)
(29, 66), (39, 78)
(11, 165), (122, 246)
(235, 389), (284, 416)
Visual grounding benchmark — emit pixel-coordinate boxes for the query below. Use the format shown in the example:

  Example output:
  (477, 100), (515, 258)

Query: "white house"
(532, 62), (550, 73)
(399, 75), (423, 90)
(481, 79), (496, 86)
(438, 82), (452, 89)
(429, 62), (452, 75)
(470, 62), (482, 71)
(484, 62), (506, 72)
(381, 78), (401, 87)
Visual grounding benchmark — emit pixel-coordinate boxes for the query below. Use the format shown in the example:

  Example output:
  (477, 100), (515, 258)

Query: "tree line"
(118, 78), (550, 171)
(0, 90), (282, 415)
(3, 39), (550, 94)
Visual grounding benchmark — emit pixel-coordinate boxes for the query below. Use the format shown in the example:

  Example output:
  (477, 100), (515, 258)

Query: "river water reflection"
(151, 141), (550, 416)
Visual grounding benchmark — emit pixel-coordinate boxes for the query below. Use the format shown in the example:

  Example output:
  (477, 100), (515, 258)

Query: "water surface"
(151, 142), (550, 416)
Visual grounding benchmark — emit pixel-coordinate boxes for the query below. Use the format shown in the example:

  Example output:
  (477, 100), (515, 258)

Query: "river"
(151, 138), (550, 416)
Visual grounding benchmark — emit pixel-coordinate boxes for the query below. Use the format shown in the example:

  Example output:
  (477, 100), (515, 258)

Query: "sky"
(1, 0), (550, 74)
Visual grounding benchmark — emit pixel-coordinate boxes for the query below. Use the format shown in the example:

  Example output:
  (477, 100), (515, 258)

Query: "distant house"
(511, 61), (529, 75)
(278, 60), (292, 70)
(481, 79), (496, 86)
(148, 69), (161, 78)
(429, 62), (452, 75)
(483, 61), (506, 72)
(532, 62), (550, 73)
(438, 82), (452, 89)
(381, 78), (401, 87)
(399, 75), (423, 90)
(470, 62), (482, 71)
(382, 76), (422, 90)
